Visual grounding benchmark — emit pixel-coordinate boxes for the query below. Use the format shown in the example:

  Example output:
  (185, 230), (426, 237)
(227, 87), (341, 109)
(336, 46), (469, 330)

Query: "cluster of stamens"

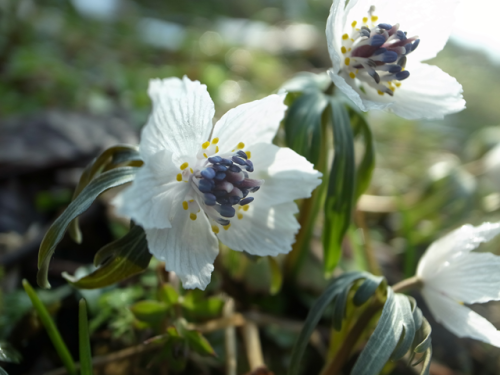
(341, 12), (420, 96)
(176, 139), (263, 231)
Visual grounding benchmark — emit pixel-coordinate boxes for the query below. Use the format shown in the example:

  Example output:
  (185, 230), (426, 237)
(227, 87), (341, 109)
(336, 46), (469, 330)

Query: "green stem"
(392, 276), (422, 293)
(22, 279), (77, 375)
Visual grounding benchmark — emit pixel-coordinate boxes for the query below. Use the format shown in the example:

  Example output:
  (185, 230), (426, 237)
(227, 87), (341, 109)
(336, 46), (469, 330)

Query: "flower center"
(176, 138), (263, 231)
(341, 7), (420, 96)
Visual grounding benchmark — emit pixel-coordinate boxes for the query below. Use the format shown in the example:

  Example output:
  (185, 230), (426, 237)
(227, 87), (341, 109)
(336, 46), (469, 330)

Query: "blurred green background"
(2, 0), (500, 374)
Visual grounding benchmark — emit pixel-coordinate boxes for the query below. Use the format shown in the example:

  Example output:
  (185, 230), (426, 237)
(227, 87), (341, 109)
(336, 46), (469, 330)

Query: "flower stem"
(391, 276), (422, 293)
(354, 209), (381, 275)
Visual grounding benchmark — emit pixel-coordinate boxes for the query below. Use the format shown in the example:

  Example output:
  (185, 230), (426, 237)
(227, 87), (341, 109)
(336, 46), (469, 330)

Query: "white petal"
(424, 252), (500, 305)
(246, 143), (322, 206)
(345, 0), (459, 61)
(212, 94), (287, 152)
(388, 63), (465, 120)
(216, 201), (300, 257)
(140, 76), (215, 162)
(422, 287), (500, 347)
(328, 69), (391, 113)
(145, 210), (219, 290)
(326, 0), (348, 74)
(417, 222), (500, 279)
(114, 149), (190, 229)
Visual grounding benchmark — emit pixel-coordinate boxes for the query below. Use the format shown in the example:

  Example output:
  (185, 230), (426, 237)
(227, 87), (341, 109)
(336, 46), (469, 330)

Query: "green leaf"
(68, 145), (141, 243)
(284, 91), (328, 166)
(351, 291), (433, 375)
(182, 291), (224, 319)
(0, 341), (22, 364)
(268, 257), (283, 295)
(0, 367), (9, 375)
(78, 299), (93, 375)
(37, 167), (139, 289)
(182, 329), (217, 357)
(130, 300), (169, 326)
(22, 279), (76, 375)
(353, 276), (384, 306)
(62, 224), (152, 289)
(349, 108), (375, 200)
(323, 99), (356, 273)
(288, 272), (377, 375)
(158, 284), (179, 307)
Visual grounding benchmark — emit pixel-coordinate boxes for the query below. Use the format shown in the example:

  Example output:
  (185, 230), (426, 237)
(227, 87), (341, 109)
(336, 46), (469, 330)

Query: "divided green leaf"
(63, 224), (152, 289)
(37, 167), (139, 289)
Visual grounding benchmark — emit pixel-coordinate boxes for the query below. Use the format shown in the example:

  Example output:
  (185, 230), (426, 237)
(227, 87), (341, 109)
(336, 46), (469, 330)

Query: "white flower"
(416, 222), (500, 346)
(326, 0), (465, 119)
(114, 76), (322, 290)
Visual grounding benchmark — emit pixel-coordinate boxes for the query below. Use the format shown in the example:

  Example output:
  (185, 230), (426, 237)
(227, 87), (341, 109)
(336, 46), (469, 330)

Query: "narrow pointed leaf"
(353, 275), (384, 306)
(349, 108), (375, 200)
(323, 99), (355, 273)
(63, 224), (151, 289)
(22, 280), (76, 375)
(288, 272), (371, 375)
(78, 299), (93, 375)
(284, 91), (328, 166)
(68, 145), (141, 243)
(37, 167), (139, 289)
(183, 329), (217, 357)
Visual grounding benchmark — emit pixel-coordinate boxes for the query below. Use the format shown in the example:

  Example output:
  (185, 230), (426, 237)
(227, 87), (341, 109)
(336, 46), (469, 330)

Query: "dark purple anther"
(236, 150), (248, 160)
(214, 165), (228, 172)
(229, 164), (242, 173)
(216, 197), (230, 205)
(378, 23), (392, 30)
(395, 71), (410, 81)
(381, 51), (398, 63)
(388, 65), (402, 73)
(232, 156), (246, 165)
(373, 48), (387, 55)
(245, 159), (254, 172)
(412, 39), (420, 52)
(250, 186), (260, 193)
(239, 197), (254, 206)
(218, 218), (230, 226)
(201, 168), (216, 179)
(208, 156), (222, 164)
(229, 196), (241, 205)
(198, 179), (213, 193)
(204, 193), (216, 206)
(215, 172), (226, 180)
(220, 158), (233, 166)
(396, 30), (407, 40)
(219, 204), (236, 218)
(370, 34), (386, 47)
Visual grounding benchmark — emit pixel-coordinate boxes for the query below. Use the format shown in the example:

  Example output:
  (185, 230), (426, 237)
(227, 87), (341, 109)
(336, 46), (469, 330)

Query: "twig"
(43, 341), (162, 375)
(242, 321), (264, 370)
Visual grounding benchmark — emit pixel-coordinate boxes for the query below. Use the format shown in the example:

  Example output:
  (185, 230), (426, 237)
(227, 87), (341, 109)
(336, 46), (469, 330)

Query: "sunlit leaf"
(130, 300), (169, 326)
(182, 291), (224, 319)
(284, 90), (328, 166)
(69, 145), (142, 243)
(182, 329), (217, 357)
(158, 284), (179, 307)
(323, 99), (356, 273)
(288, 272), (380, 375)
(0, 341), (22, 364)
(63, 224), (151, 289)
(38, 167), (139, 289)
